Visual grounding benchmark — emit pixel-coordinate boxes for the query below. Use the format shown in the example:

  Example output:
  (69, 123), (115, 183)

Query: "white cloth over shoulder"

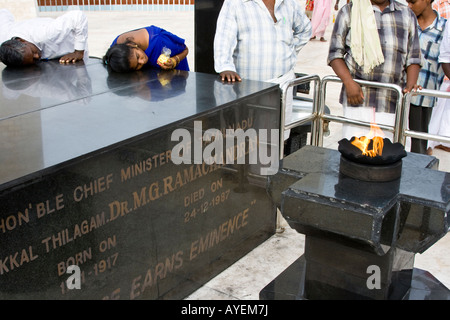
(350, 0), (384, 74)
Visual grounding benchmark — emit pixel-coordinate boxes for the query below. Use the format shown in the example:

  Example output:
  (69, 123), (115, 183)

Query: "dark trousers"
(409, 103), (432, 154)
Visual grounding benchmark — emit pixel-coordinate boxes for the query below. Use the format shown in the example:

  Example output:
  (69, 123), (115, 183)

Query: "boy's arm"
(442, 63), (450, 79)
(328, 5), (364, 105)
(334, 0), (340, 11)
(330, 58), (364, 105)
(404, 9), (422, 92)
(404, 64), (421, 93)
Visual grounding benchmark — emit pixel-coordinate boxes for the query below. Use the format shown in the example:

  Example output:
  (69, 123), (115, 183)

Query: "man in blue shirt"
(406, 0), (446, 154)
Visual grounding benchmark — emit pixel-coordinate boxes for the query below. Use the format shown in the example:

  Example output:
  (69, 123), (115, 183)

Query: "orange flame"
(351, 123), (385, 157)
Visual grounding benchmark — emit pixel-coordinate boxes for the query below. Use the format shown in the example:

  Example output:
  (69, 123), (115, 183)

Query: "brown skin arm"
(330, 58), (364, 105)
(219, 70), (242, 82)
(442, 63), (450, 79)
(159, 46), (189, 70)
(330, 59), (422, 102)
(59, 50), (85, 64)
(403, 64), (421, 93)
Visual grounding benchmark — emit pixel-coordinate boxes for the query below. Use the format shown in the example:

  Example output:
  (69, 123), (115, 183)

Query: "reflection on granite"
(0, 59), (278, 190)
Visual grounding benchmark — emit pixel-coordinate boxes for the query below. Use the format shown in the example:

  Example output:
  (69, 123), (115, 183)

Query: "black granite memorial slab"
(0, 59), (281, 299)
(262, 146), (450, 300)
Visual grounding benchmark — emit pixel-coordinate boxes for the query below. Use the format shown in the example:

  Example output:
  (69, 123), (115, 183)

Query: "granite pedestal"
(262, 146), (450, 300)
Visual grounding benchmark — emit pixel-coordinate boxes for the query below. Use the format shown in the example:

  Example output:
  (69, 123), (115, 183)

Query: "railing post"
(401, 89), (450, 147)
(279, 74), (321, 159)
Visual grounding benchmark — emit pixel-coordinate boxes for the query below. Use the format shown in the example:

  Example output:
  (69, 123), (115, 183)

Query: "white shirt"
(213, 0), (311, 81)
(0, 9), (89, 60)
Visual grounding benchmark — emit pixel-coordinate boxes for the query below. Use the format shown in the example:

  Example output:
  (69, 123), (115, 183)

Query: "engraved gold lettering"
(57, 247), (92, 276)
(73, 174), (113, 202)
(210, 178), (223, 192)
(36, 194), (65, 218)
(120, 151), (172, 182)
(99, 235), (117, 252)
(108, 200), (130, 222)
(0, 246), (38, 275)
(130, 275), (142, 300)
(130, 251), (183, 299)
(0, 209), (30, 234)
(102, 288), (121, 300)
(121, 158), (152, 182)
(190, 208), (249, 261)
(184, 188), (205, 207)
(41, 213), (106, 252)
(132, 181), (161, 210)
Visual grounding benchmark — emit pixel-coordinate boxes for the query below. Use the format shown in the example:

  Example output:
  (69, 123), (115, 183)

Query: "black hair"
(0, 39), (26, 67)
(102, 41), (136, 73)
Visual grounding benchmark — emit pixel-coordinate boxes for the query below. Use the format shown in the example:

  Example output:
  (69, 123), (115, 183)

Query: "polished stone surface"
(279, 147), (448, 253)
(0, 59), (278, 190)
(0, 60), (280, 299)
(260, 256), (450, 300)
(262, 146), (449, 300)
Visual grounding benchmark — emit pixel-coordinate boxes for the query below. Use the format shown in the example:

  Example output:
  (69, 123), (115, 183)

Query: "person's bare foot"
(436, 144), (450, 152)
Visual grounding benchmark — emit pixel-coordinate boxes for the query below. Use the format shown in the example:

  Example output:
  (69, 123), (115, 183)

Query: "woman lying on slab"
(103, 25), (189, 72)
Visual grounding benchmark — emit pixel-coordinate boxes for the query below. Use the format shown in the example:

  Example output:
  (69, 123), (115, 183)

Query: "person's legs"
(409, 103), (432, 154)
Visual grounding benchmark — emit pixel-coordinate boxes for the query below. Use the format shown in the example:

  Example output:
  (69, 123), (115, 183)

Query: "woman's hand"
(159, 57), (177, 70)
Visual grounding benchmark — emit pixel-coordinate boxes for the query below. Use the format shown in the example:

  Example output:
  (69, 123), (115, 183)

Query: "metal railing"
(279, 74), (321, 159)
(280, 75), (450, 155)
(317, 75), (404, 147)
(401, 89), (450, 146)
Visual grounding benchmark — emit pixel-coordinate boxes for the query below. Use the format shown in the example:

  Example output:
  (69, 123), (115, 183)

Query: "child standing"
(406, 0), (446, 154)
(428, 22), (450, 153)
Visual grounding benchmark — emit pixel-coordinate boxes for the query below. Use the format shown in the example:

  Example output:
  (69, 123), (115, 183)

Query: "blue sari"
(111, 25), (189, 71)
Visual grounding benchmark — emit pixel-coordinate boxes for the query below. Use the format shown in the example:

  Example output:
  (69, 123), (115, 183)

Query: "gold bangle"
(174, 55), (180, 65)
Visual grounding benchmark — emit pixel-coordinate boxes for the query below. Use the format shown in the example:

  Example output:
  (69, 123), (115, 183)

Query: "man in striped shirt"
(406, 0), (446, 154)
(327, 0), (422, 144)
(213, 0), (312, 140)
